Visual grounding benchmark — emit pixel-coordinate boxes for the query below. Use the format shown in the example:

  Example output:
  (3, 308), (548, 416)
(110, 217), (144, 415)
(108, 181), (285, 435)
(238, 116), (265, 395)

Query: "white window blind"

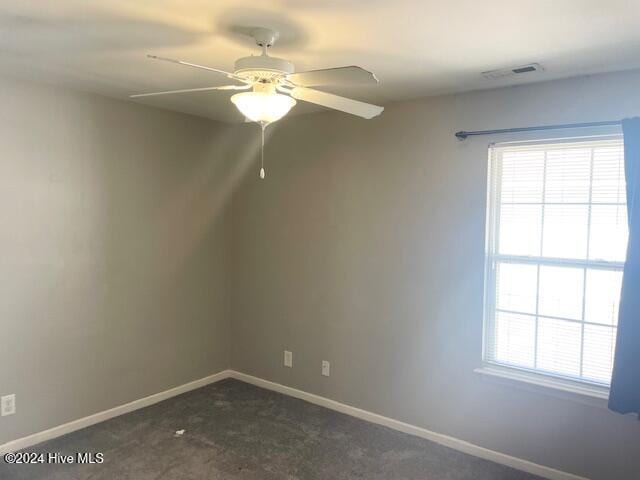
(484, 137), (628, 386)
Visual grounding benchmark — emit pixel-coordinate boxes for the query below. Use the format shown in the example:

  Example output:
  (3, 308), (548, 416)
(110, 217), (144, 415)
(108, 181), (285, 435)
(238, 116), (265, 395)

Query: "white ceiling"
(2, 0), (640, 123)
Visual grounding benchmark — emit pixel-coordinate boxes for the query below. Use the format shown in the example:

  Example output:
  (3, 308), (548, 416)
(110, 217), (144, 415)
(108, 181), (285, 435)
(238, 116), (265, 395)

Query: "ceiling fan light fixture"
(231, 91), (296, 124)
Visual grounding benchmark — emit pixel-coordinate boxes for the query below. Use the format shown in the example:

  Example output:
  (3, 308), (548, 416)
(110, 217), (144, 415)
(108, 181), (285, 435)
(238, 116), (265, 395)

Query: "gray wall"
(2, 68), (640, 479)
(0, 76), (236, 444)
(231, 70), (640, 480)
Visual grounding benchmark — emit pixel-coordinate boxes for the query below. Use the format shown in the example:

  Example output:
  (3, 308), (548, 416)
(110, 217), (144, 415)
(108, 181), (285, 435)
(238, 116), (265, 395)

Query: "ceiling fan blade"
(289, 87), (383, 119)
(147, 55), (245, 81)
(286, 66), (378, 87)
(130, 84), (250, 98)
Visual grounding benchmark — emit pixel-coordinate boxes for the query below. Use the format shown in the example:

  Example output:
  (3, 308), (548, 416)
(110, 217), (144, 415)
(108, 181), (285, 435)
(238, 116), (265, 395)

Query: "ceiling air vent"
(482, 63), (544, 80)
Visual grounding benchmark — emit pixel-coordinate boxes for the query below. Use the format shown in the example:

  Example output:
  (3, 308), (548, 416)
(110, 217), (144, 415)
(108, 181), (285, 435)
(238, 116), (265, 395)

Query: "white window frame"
(480, 135), (626, 399)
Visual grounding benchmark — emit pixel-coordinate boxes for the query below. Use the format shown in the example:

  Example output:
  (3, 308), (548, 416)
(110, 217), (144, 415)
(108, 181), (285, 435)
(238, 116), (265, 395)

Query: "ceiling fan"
(131, 27), (383, 178)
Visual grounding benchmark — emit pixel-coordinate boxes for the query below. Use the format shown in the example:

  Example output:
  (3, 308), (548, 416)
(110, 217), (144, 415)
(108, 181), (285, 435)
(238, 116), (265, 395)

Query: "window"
(484, 137), (628, 388)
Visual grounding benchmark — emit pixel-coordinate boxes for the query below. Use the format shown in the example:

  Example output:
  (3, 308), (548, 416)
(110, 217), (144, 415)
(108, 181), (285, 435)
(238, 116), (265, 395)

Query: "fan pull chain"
(259, 122), (266, 179)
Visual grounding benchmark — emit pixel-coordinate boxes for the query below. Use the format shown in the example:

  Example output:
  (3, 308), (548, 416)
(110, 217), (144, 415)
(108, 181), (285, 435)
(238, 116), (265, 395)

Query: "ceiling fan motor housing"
(234, 55), (295, 81)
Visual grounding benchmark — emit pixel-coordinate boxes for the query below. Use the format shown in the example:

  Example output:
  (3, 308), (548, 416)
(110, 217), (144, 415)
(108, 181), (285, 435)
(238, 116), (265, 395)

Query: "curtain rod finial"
(455, 131), (468, 140)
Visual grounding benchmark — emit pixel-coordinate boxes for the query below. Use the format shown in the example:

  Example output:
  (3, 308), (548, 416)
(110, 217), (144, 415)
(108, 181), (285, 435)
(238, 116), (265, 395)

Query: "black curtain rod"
(455, 120), (622, 140)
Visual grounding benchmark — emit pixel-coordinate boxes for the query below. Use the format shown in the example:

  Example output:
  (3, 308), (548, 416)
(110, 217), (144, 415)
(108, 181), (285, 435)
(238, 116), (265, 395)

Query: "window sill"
(474, 365), (610, 406)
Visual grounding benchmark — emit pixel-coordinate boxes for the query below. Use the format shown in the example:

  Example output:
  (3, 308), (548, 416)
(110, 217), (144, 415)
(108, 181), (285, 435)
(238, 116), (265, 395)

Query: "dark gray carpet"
(1, 378), (542, 479)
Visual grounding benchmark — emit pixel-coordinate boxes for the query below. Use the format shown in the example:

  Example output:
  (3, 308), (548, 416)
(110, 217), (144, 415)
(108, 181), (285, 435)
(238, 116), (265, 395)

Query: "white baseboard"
(0, 368), (587, 480)
(0, 369), (232, 455)
(228, 370), (588, 480)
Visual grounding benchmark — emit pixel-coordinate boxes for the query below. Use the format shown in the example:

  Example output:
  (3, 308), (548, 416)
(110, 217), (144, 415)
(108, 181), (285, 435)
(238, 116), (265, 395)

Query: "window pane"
(498, 204), (542, 256)
(493, 312), (536, 368)
(500, 151), (545, 203)
(537, 317), (582, 377)
(496, 262), (537, 314)
(538, 265), (584, 320)
(583, 324), (617, 384)
(584, 269), (623, 326)
(544, 148), (591, 203)
(589, 204), (629, 262)
(542, 204), (589, 259)
(592, 146), (626, 204)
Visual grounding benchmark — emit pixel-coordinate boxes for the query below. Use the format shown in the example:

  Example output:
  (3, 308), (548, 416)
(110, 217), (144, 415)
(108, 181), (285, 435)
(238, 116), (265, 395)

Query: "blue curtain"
(609, 118), (640, 415)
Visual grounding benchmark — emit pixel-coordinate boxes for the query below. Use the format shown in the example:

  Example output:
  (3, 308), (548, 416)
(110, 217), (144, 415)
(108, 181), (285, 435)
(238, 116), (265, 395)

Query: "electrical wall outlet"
(322, 360), (330, 377)
(1, 394), (16, 416)
(284, 350), (293, 368)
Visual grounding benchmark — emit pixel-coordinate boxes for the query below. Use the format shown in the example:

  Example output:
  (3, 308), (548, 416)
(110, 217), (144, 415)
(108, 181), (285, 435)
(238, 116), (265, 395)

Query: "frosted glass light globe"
(231, 92), (296, 124)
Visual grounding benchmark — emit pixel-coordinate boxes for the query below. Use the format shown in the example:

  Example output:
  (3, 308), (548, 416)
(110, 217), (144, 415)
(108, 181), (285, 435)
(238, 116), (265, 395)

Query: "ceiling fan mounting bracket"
(250, 27), (279, 48)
